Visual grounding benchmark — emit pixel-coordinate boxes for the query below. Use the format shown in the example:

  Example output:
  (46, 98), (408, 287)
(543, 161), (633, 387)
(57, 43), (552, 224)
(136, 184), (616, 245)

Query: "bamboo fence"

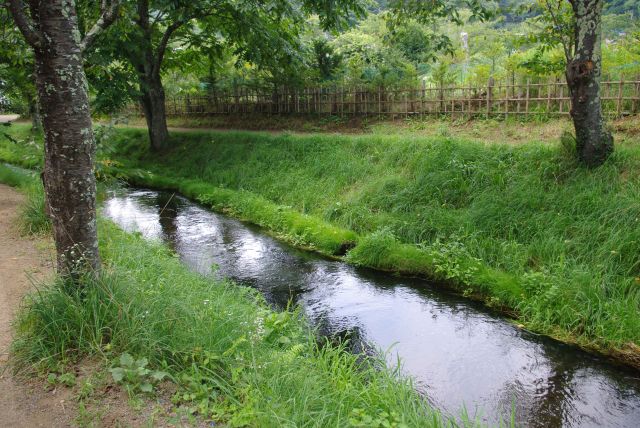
(126, 76), (640, 119)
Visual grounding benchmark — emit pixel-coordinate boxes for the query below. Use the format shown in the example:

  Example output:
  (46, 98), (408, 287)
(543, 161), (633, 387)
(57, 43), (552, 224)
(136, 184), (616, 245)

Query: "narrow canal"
(103, 188), (640, 427)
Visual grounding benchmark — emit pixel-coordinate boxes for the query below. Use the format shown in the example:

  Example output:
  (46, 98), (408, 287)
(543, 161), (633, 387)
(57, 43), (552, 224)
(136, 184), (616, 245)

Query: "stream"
(103, 187), (640, 427)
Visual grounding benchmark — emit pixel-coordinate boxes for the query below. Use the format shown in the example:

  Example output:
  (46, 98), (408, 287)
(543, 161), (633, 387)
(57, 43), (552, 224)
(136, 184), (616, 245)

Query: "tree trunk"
(31, 1), (100, 274)
(566, 0), (613, 167)
(139, 73), (169, 151)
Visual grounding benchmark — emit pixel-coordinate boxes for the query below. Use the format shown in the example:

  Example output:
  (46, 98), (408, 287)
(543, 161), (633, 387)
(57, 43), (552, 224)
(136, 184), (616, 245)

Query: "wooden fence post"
(154, 74), (640, 123)
(525, 78), (530, 115)
(486, 77), (494, 118)
(546, 79), (552, 114)
(633, 75), (640, 114)
(617, 75), (624, 117)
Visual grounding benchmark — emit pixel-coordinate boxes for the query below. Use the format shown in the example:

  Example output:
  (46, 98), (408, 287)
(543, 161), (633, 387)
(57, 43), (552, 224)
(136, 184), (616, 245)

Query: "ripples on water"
(103, 189), (640, 427)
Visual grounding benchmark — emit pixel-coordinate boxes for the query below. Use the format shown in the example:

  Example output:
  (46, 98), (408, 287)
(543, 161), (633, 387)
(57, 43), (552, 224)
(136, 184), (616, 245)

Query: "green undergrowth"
(122, 172), (358, 256)
(11, 223), (457, 426)
(0, 163), (50, 235)
(107, 127), (640, 358)
(2, 124), (640, 363)
(1, 178), (469, 427)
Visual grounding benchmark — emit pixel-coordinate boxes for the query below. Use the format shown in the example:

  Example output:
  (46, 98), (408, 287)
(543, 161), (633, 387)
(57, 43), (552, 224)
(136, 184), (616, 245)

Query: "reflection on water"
(103, 189), (640, 428)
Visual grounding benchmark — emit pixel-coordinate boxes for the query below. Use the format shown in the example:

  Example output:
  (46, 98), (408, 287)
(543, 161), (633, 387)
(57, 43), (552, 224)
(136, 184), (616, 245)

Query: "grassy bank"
(0, 163), (50, 235)
(2, 123), (640, 367)
(1, 165), (465, 427)
(121, 114), (640, 148)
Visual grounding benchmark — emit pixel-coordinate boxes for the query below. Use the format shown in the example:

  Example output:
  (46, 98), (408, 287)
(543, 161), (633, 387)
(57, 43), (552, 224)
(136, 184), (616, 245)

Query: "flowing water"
(103, 188), (640, 427)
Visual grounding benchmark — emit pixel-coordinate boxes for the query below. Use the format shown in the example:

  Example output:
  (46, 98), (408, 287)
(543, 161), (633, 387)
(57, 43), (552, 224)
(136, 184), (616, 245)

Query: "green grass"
(0, 172), (469, 427)
(0, 163), (50, 235)
(0, 125), (44, 169)
(18, 181), (50, 235)
(11, 223), (454, 426)
(0, 162), (36, 187)
(2, 123), (640, 364)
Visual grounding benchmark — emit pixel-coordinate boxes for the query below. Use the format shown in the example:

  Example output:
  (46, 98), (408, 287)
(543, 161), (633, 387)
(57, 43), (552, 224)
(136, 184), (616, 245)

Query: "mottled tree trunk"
(9, 0), (118, 277)
(139, 73), (169, 151)
(30, 2), (100, 274)
(567, 0), (613, 167)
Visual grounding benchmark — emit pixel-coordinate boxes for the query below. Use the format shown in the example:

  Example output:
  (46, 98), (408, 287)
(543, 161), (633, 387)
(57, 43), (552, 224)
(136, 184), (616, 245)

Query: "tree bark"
(139, 73), (169, 151)
(129, 0), (174, 152)
(8, 0), (119, 277)
(566, 0), (613, 167)
(9, 0), (100, 275)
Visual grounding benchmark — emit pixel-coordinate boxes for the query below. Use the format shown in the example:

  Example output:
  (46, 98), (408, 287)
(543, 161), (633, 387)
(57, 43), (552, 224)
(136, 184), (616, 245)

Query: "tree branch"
(79, 0), (120, 53)
(543, 0), (572, 63)
(136, 0), (150, 31)
(152, 18), (189, 76)
(6, 0), (42, 48)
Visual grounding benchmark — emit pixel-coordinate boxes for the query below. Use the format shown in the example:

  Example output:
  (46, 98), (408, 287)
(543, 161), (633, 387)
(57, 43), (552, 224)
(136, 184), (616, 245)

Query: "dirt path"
(0, 184), (74, 427)
(0, 114), (20, 123)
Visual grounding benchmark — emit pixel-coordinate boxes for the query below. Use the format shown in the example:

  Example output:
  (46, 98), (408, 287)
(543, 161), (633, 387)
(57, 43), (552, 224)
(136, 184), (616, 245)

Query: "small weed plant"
(109, 353), (168, 395)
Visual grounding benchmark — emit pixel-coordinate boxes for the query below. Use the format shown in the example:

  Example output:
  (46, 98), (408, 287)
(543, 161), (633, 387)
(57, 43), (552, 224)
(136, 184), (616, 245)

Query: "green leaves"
(109, 366), (126, 382)
(120, 352), (135, 367)
(109, 352), (169, 396)
(0, 8), (36, 115)
(46, 371), (77, 388)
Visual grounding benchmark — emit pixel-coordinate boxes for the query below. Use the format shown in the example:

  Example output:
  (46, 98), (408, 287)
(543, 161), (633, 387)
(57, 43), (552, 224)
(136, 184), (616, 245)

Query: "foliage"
(2, 0), (638, 105)
(84, 0), (367, 113)
(7, 214), (451, 426)
(0, 8), (37, 116)
(109, 353), (168, 395)
(68, 125), (640, 354)
(522, 0), (575, 62)
(47, 371), (77, 388)
(19, 181), (50, 236)
(0, 163), (50, 235)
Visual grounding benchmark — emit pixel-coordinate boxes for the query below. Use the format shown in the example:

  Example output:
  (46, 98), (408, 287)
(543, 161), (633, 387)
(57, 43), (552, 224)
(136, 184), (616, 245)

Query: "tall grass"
(19, 182), (50, 235)
(102, 128), (640, 355)
(0, 163), (50, 235)
(0, 135), (501, 426)
(0, 162), (35, 187)
(2, 124), (640, 361)
(11, 217), (469, 426)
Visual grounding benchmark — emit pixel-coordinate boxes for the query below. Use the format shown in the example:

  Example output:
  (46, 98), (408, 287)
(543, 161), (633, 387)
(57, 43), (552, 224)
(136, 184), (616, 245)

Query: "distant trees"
(4, 0), (631, 169)
(7, 0), (119, 276)
(92, 0), (364, 151)
(0, 9), (38, 129)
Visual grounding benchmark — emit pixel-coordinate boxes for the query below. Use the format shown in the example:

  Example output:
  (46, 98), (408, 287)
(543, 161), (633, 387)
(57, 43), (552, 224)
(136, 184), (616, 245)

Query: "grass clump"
(122, 174), (358, 256)
(11, 218), (457, 427)
(0, 162), (35, 187)
(0, 163), (50, 235)
(19, 182), (50, 235)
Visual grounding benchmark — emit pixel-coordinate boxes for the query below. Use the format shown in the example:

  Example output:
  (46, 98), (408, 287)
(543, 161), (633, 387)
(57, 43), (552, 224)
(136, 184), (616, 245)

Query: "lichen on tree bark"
(8, 0), (119, 276)
(566, 0), (613, 167)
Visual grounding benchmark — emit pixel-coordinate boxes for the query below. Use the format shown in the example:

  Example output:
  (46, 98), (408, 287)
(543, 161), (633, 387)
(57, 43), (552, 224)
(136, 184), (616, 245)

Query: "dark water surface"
(103, 188), (640, 427)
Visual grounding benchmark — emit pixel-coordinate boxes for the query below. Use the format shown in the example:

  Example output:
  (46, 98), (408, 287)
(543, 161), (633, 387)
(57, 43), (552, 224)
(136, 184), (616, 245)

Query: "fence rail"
(126, 77), (640, 119)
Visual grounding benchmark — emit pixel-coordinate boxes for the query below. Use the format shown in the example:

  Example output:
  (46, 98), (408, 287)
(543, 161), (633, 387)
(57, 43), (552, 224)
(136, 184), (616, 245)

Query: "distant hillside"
(371, 1), (637, 23)
(606, 0), (639, 17)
